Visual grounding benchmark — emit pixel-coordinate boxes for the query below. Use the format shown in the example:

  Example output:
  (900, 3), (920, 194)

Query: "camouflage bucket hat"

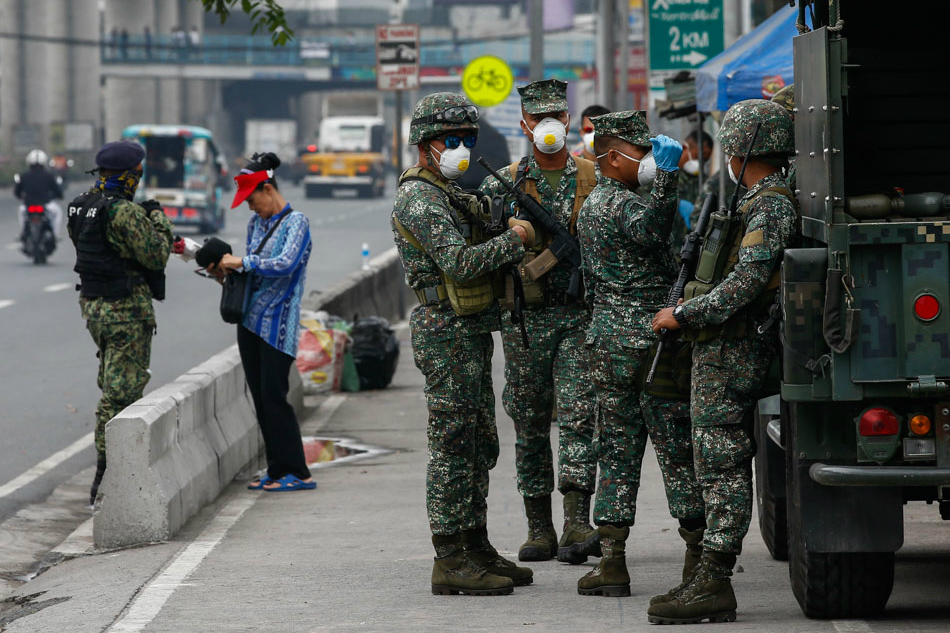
(518, 79), (569, 114)
(591, 110), (651, 147)
(408, 92), (479, 145)
(770, 84), (795, 115)
(718, 99), (794, 156)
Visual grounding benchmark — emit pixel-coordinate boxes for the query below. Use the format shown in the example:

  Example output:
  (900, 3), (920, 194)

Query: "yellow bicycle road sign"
(462, 55), (513, 107)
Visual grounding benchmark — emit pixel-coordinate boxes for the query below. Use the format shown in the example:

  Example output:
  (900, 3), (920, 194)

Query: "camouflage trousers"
(412, 328), (498, 536)
(691, 336), (776, 555)
(500, 304), (597, 498)
(589, 337), (704, 526)
(86, 320), (154, 461)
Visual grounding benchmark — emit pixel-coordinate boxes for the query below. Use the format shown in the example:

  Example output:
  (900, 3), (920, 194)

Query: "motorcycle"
(22, 204), (56, 265)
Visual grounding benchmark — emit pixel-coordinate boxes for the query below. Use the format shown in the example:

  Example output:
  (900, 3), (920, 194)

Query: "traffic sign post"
(377, 24), (419, 175)
(647, 0), (724, 71)
(462, 56), (514, 108)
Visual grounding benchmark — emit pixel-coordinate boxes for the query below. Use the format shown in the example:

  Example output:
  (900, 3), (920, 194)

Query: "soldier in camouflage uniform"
(648, 99), (797, 624)
(478, 79), (600, 562)
(573, 111), (705, 597)
(391, 92), (534, 595)
(67, 140), (174, 506)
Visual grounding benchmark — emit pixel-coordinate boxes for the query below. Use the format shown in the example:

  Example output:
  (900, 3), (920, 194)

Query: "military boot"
(557, 490), (599, 563)
(577, 525), (631, 597)
(462, 526), (534, 586)
(649, 527), (705, 605)
(89, 456), (107, 506)
(647, 551), (738, 624)
(518, 495), (558, 561)
(431, 534), (514, 596)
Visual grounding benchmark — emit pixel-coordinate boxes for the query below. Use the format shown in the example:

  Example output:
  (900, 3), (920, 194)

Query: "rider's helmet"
(408, 93), (479, 145)
(26, 149), (49, 168)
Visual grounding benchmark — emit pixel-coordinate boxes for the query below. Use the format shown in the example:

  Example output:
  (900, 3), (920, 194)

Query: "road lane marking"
(5, 243), (19, 251)
(0, 300), (14, 310)
(43, 283), (72, 293)
(0, 432), (93, 500)
(107, 494), (257, 633)
(833, 621), (871, 632)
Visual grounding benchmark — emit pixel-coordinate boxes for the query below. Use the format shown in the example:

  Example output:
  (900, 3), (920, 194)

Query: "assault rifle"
(645, 121), (761, 384)
(477, 157), (585, 302)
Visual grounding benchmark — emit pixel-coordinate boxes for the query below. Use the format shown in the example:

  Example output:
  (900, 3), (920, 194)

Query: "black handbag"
(219, 211), (290, 324)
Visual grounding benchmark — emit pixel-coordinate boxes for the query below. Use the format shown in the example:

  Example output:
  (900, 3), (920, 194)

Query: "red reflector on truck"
(914, 294), (940, 321)
(859, 408), (899, 436)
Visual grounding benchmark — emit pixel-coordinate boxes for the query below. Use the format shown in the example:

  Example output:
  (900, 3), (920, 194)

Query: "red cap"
(231, 169), (271, 208)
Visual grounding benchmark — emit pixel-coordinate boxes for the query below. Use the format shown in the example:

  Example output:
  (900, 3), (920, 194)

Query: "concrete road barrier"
(93, 249), (404, 549)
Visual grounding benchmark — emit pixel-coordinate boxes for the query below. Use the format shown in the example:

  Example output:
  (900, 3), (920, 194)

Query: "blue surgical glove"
(650, 135), (684, 172)
(678, 200), (694, 227)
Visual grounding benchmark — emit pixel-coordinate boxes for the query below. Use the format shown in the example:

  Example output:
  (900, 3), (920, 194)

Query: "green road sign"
(648, 0), (724, 71)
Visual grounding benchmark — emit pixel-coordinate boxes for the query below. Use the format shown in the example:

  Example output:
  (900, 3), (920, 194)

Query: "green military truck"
(753, 0), (950, 619)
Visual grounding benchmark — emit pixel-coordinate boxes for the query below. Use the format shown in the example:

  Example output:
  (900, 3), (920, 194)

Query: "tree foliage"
(196, 0), (294, 46)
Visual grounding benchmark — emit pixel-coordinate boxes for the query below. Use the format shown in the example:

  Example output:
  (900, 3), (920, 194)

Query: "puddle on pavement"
(300, 436), (388, 469)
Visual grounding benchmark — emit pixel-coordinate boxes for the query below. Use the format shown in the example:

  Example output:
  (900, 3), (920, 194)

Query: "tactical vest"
(683, 186), (798, 342)
(67, 190), (146, 299)
(501, 156), (597, 308)
(393, 167), (497, 316)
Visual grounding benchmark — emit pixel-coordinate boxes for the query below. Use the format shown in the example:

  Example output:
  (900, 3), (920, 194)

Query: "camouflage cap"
(591, 110), (651, 147)
(408, 92), (479, 145)
(517, 79), (569, 115)
(770, 84), (795, 115)
(718, 99), (794, 156)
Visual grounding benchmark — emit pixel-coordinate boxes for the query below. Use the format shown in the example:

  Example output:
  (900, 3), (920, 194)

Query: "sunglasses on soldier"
(441, 134), (477, 149)
(411, 105), (479, 126)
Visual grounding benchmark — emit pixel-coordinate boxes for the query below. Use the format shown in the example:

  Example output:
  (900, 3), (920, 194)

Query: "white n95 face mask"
(637, 152), (657, 187)
(432, 145), (471, 180)
(583, 132), (595, 154)
(525, 117), (567, 154)
(726, 155), (740, 184)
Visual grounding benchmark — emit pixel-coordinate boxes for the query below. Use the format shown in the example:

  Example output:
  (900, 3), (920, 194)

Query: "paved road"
(0, 181), (397, 520)
(3, 330), (948, 632)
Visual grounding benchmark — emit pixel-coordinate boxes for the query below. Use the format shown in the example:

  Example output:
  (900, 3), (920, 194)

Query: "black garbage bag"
(350, 316), (399, 390)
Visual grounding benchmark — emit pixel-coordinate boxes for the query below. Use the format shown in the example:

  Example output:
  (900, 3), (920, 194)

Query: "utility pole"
(617, 0), (630, 111)
(529, 0), (544, 81)
(596, 0), (616, 109)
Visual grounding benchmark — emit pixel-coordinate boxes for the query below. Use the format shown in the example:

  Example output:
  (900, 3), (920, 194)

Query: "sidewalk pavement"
(3, 326), (930, 633)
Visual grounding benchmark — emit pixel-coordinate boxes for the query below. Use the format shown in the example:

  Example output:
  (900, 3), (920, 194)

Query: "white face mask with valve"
(583, 132), (595, 155)
(431, 145), (471, 180)
(524, 117), (568, 154)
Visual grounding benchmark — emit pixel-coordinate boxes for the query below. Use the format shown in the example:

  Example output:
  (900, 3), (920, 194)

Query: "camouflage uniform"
(577, 111), (704, 529)
(77, 195), (173, 460)
(478, 81), (597, 540)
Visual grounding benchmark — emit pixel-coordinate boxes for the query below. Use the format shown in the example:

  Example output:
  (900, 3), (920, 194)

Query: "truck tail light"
(909, 414), (932, 435)
(309, 165), (320, 173)
(357, 164), (369, 174)
(914, 293), (940, 321)
(859, 407), (899, 436)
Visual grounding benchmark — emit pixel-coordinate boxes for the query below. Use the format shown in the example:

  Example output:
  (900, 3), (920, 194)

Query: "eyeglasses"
(411, 105), (479, 126)
(442, 134), (477, 149)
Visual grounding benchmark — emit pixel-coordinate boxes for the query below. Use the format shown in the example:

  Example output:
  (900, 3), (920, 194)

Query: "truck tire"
(754, 401), (788, 561)
(785, 402), (895, 619)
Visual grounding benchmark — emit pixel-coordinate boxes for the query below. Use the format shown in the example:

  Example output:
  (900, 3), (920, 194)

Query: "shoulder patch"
(741, 229), (764, 247)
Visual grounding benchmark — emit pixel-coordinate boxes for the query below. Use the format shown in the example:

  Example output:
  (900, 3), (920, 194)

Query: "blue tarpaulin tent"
(695, 6), (814, 112)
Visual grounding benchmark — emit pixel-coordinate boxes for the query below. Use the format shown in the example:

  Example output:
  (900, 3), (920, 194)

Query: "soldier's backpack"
(350, 316), (400, 390)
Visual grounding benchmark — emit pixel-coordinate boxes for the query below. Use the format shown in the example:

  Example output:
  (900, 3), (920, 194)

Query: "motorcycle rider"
(14, 149), (64, 242)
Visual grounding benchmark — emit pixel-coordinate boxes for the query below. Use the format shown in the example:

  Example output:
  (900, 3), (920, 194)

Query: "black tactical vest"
(67, 191), (145, 299)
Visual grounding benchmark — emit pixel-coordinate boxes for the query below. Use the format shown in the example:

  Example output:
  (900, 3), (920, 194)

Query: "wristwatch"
(672, 304), (689, 328)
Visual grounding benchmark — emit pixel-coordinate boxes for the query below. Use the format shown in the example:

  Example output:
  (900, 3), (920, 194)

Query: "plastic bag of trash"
(296, 317), (349, 393)
(350, 316), (399, 390)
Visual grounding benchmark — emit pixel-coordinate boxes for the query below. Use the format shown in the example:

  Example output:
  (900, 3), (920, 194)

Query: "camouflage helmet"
(770, 84), (795, 115)
(718, 99), (794, 156)
(408, 92), (479, 145)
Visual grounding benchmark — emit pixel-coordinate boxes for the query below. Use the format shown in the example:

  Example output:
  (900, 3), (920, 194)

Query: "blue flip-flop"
(263, 474), (317, 492)
(247, 476), (272, 490)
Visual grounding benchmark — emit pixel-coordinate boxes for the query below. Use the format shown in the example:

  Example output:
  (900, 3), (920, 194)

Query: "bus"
(121, 124), (227, 233)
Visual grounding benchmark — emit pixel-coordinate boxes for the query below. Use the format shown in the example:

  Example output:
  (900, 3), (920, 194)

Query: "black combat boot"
(431, 533), (514, 596)
(462, 526), (534, 586)
(650, 527), (705, 605)
(577, 525), (631, 597)
(557, 490), (598, 563)
(518, 495), (558, 561)
(647, 550), (738, 624)
(89, 457), (107, 506)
